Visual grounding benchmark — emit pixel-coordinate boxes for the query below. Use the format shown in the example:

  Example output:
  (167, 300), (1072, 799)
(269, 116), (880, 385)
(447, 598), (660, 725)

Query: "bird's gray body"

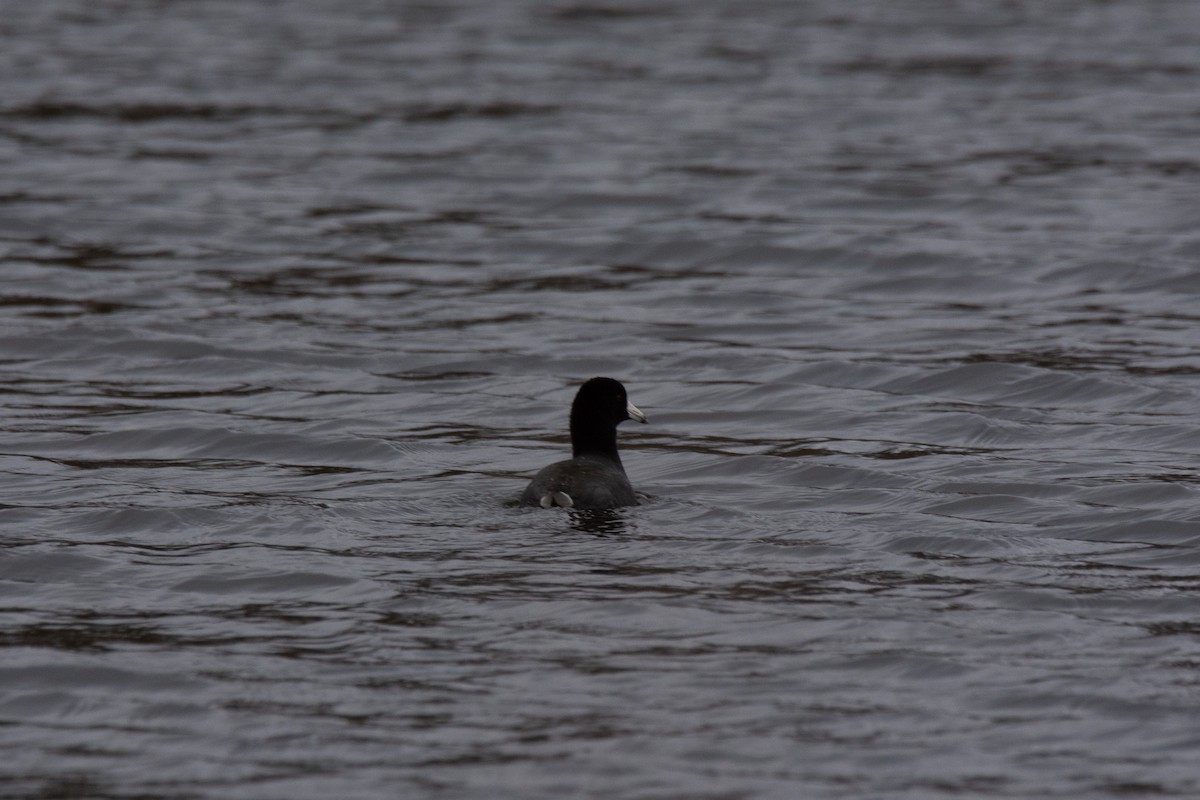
(520, 454), (637, 509)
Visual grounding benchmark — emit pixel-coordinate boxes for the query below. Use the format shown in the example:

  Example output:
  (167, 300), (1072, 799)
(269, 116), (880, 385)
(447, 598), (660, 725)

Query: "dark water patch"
(551, 5), (676, 22)
(223, 267), (378, 296)
(0, 621), (171, 653)
(864, 444), (983, 460)
(764, 441), (841, 459)
(402, 101), (559, 123)
(1144, 621), (1200, 637)
(959, 348), (1132, 372)
(96, 384), (273, 401)
(8, 240), (168, 270)
(130, 146), (214, 162)
(0, 100), (289, 123)
(0, 293), (127, 313)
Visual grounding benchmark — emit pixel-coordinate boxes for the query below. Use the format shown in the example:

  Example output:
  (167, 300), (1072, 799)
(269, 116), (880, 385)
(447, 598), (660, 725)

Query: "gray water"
(3, 1), (1200, 798)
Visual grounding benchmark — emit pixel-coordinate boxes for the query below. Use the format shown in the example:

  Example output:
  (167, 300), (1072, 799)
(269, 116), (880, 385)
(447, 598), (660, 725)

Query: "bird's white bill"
(627, 401), (648, 423)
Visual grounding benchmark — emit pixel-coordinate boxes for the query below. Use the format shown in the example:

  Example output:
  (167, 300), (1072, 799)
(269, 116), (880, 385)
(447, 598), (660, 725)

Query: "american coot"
(521, 377), (647, 509)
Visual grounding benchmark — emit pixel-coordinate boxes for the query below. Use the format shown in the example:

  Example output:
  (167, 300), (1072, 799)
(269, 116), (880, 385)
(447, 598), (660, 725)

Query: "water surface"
(3, 1), (1200, 798)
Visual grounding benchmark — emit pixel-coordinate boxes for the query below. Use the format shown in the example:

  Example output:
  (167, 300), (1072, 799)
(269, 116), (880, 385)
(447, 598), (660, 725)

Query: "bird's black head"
(569, 377), (647, 458)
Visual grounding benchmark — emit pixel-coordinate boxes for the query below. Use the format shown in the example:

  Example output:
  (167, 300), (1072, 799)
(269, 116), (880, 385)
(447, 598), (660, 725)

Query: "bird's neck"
(570, 417), (620, 462)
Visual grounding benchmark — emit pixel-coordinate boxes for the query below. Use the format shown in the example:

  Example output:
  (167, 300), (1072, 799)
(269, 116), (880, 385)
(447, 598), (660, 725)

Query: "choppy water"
(3, 1), (1200, 798)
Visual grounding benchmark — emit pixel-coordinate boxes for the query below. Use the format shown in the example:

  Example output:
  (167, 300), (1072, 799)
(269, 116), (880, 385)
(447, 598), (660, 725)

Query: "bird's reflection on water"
(566, 508), (629, 536)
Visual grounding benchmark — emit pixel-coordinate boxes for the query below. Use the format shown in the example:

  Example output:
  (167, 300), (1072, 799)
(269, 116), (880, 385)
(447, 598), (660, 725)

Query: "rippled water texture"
(3, 1), (1200, 798)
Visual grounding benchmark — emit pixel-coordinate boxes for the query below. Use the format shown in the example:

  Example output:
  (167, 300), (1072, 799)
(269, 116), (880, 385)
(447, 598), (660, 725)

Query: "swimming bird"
(520, 377), (647, 509)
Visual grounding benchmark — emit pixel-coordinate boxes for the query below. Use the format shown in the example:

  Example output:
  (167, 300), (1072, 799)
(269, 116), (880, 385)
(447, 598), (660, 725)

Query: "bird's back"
(520, 455), (636, 509)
